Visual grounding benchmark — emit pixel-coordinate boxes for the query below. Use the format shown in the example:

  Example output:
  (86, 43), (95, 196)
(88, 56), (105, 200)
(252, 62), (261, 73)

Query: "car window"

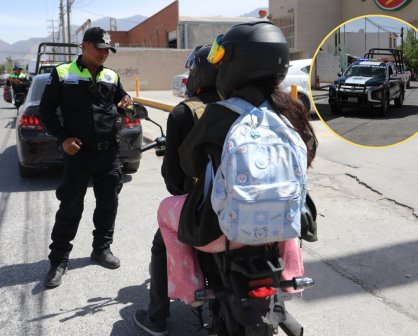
(301, 66), (310, 74)
(30, 77), (48, 101)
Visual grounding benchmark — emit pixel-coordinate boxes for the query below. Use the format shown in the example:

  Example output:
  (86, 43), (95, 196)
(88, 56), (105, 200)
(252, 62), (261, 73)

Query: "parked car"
(3, 82), (12, 103)
(0, 73), (8, 87)
(279, 58), (313, 113)
(406, 67), (416, 81)
(16, 73), (143, 177)
(172, 71), (189, 98)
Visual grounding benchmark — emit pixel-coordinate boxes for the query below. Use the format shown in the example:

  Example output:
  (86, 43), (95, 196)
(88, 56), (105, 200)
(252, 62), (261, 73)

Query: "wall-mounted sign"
(374, 0), (412, 11)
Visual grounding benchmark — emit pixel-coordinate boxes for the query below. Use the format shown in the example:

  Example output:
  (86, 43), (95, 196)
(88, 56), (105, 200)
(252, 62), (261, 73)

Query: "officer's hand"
(117, 95), (133, 109)
(63, 137), (82, 155)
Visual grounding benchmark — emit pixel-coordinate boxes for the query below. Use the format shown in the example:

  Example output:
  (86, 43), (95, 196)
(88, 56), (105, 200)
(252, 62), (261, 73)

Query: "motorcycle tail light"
(19, 115), (44, 130)
(248, 287), (277, 299)
(249, 277), (274, 288)
(123, 116), (141, 129)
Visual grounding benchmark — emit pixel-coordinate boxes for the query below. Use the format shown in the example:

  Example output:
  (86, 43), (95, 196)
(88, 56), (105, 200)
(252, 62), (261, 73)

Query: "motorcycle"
(134, 102), (314, 336)
(14, 79), (31, 109)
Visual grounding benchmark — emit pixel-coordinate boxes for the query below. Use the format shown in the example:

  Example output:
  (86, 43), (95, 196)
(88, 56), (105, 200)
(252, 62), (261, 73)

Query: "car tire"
(379, 91), (389, 116)
(298, 94), (311, 113)
(18, 162), (38, 178)
(329, 103), (342, 115)
(394, 90), (404, 107)
(122, 161), (140, 173)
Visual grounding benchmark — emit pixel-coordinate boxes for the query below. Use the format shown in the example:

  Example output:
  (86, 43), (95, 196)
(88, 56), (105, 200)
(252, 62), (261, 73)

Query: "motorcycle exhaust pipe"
(279, 311), (303, 336)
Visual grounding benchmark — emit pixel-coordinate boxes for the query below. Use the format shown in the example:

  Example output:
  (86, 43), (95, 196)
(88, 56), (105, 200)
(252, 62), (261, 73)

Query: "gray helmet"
(213, 21), (289, 99)
(185, 45), (217, 97)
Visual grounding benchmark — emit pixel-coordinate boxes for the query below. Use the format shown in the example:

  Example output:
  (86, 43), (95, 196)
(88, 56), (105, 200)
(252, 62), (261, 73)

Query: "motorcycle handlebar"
(140, 136), (166, 156)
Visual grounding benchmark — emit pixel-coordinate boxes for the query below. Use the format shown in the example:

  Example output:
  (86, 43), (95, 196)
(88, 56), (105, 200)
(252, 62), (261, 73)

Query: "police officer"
(40, 27), (133, 288)
(8, 65), (30, 101)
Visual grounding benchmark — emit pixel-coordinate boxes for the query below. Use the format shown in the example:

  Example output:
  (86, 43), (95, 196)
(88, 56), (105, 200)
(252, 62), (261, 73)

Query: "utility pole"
(60, 0), (66, 44)
(66, 0), (75, 60)
(67, 0), (73, 44)
(47, 19), (59, 62)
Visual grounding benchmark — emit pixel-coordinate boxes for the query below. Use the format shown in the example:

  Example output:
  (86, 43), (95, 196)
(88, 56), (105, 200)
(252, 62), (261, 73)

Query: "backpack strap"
(181, 96), (206, 123)
(217, 97), (260, 115)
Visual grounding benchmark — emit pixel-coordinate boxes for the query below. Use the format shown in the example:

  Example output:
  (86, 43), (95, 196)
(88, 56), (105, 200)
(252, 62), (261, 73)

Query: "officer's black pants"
(48, 149), (123, 262)
(148, 229), (170, 321)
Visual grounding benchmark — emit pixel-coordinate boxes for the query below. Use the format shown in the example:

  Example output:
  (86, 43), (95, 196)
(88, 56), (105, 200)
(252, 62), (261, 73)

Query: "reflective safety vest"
(56, 61), (119, 86)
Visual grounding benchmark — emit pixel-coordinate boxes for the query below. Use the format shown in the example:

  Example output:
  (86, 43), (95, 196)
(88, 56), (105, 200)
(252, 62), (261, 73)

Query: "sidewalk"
(129, 90), (181, 112)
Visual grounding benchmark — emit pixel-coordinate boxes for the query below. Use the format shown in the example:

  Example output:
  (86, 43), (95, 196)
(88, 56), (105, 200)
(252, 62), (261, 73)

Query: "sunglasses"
(207, 34), (225, 64)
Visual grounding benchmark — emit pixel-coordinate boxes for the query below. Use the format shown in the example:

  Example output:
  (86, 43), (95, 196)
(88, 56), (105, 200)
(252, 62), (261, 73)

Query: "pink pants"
(158, 195), (304, 304)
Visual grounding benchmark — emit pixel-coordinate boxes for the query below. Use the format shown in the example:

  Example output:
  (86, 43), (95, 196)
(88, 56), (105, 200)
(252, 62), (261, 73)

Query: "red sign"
(374, 0), (412, 11)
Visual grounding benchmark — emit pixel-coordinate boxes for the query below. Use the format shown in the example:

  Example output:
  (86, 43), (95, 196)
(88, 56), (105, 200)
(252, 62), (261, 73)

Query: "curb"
(133, 97), (174, 112)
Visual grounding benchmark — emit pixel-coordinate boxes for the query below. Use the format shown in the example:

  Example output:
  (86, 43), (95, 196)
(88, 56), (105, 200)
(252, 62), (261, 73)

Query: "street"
(1, 88), (418, 336)
(313, 81), (418, 147)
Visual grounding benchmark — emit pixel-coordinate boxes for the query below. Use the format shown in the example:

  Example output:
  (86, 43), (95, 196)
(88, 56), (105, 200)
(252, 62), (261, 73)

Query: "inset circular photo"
(311, 15), (418, 147)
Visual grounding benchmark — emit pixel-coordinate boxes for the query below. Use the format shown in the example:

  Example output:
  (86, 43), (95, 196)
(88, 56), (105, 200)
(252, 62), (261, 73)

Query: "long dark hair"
(270, 88), (317, 167)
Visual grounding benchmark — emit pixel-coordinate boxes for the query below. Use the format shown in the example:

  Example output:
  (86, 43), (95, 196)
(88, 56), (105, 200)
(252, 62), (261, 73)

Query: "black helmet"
(185, 45), (217, 97)
(208, 21), (289, 99)
(13, 65), (23, 71)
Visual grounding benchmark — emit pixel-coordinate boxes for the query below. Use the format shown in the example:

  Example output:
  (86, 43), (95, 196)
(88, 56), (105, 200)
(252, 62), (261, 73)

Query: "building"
(109, 1), (262, 49)
(269, 0), (417, 59)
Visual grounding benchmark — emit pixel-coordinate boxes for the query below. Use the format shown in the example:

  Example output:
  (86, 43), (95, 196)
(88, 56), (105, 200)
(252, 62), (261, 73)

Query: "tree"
(403, 28), (418, 69)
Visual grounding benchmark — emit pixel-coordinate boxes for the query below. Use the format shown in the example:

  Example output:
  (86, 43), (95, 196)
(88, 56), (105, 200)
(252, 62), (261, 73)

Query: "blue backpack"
(209, 98), (307, 245)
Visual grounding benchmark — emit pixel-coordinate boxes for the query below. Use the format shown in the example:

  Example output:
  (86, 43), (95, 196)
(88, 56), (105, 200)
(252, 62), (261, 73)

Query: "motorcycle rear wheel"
(243, 325), (274, 336)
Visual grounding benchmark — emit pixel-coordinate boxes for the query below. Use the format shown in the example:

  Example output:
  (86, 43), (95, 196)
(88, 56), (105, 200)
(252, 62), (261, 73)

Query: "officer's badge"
(102, 33), (111, 44)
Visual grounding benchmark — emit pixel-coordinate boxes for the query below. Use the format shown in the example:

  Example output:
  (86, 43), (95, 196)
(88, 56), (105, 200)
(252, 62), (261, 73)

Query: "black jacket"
(39, 56), (127, 148)
(177, 87), (267, 246)
(161, 91), (220, 195)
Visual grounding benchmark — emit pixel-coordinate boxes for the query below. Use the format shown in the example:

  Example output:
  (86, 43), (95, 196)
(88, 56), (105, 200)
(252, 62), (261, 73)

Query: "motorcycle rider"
(7, 65), (30, 106)
(134, 45), (219, 336)
(155, 20), (317, 314)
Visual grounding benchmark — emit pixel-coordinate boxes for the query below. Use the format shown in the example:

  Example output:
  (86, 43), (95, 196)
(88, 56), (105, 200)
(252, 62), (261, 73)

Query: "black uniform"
(148, 91), (219, 323)
(40, 56), (128, 263)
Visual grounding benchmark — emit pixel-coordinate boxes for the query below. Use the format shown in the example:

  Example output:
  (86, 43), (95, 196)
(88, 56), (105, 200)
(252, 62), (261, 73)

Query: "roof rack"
(35, 42), (80, 74)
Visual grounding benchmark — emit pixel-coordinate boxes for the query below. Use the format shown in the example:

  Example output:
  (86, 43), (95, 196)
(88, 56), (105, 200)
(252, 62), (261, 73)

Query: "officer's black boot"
(91, 248), (120, 269)
(44, 260), (68, 288)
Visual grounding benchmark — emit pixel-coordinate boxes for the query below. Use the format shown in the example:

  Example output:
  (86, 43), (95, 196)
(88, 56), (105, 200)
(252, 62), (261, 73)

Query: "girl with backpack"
(153, 20), (318, 326)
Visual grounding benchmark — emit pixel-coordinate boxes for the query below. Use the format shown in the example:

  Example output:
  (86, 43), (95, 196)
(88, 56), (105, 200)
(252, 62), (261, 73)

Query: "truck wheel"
(394, 91), (404, 107)
(379, 92), (389, 116)
(329, 103), (342, 115)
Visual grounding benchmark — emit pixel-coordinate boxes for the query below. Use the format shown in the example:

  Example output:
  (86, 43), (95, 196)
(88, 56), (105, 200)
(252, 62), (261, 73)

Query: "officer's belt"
(83, 140), (116, 151)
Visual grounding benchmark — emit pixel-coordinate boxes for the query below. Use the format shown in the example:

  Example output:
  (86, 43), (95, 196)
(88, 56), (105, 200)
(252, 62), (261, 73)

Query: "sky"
(0, 0), (268, 44)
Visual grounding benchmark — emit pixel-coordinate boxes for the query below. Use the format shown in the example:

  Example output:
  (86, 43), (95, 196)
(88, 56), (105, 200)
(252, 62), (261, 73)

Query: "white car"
(280, 59), (313, 112)
(172, 71), (189, 97)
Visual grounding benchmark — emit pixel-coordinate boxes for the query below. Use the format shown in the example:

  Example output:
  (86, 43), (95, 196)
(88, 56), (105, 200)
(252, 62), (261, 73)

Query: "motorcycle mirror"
(126, 102), (149, 119)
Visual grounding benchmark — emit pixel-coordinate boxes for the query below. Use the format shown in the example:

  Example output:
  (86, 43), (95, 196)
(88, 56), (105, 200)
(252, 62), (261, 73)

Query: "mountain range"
(0, 8), (266, 64)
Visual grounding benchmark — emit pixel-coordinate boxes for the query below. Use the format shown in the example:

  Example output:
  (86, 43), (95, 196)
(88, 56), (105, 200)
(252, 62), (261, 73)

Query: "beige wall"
(295, 0), (342, 58)
(106, 48), (190, 91)
(342, 0), (418, 27)
(269, 0), (343, 58)
(269, 0), (416, 59)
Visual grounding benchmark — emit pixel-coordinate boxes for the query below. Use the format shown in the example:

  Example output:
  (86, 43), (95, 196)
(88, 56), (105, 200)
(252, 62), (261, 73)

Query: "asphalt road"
(1, 88), (418, 336)
(313, 81), (418, 147)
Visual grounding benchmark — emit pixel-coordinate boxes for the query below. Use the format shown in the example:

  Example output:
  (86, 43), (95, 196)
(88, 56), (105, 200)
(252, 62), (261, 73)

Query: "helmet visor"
(185, 45), (203, 69)
(207, 34), (225, 64)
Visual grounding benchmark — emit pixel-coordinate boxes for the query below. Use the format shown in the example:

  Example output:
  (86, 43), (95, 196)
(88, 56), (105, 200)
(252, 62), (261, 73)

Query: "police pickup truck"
(328, 59), (405, 116)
